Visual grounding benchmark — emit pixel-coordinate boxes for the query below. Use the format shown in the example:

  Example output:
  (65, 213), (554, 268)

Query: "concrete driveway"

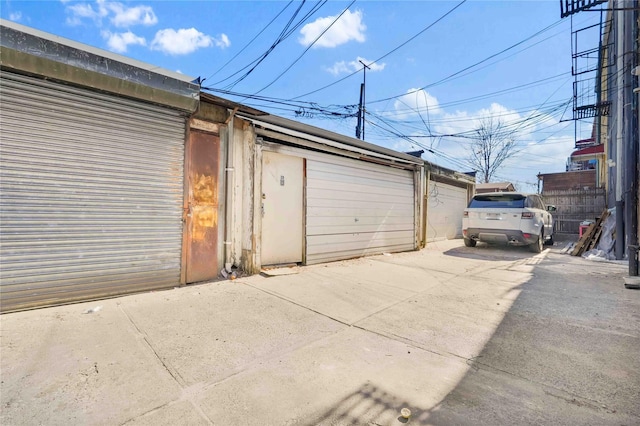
(1, 239), (638, 425)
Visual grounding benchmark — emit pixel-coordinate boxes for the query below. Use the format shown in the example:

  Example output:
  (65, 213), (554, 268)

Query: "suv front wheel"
(529, 232), (543, 253)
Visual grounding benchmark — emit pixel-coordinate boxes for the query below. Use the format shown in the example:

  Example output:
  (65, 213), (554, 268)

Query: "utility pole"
(356, 60), (370, 141)
(614, 0), (625, 259)
(623, 0), (638, 278)
(355, 83), (364, 139)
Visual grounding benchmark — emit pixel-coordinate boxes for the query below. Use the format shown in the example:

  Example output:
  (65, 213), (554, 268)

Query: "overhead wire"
(202, 1), (294, 83)
(250, 0), (357, 97)
(369, 18), (568, 105)
(223, 0), (310, 90)
(388, 72), (570, 116)
(210, 0), (328, 90)
(289, 0), (468, 100)
(364, 113), (473, 170)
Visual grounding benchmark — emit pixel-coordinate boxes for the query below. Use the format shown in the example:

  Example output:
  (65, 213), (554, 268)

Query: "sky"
(1, 0), (604, 192)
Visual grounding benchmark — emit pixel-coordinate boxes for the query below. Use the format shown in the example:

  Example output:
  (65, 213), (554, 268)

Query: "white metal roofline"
(0, 19), (195, 84)
(239, 114), (423, 166)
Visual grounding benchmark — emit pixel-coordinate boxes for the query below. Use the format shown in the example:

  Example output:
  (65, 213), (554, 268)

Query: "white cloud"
(299, 9), (366, 48)
(435, 103), (520, 137)
(326, 56), (385, 76)
(9, 12), (22, 21)
(65, 1), (157, 27)
(391, 138), (426, 154)
(214, 33), (231, 48)
(326, 61), (351, 75)
(102, 30), (146, 53)
(151, 28), (222, 55)
(393, 88), (442, 120)
(65, 1), (108, 25)
(108, 3), (157, 27)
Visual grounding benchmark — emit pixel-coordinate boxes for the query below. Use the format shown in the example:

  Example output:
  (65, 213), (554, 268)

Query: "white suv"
(462, 192), (555, 253)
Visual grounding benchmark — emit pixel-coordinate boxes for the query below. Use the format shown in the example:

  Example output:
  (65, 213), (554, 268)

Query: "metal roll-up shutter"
(427, 181), (468, 241)
(0, 71), (186, 312)
(306, 156), (415, 265)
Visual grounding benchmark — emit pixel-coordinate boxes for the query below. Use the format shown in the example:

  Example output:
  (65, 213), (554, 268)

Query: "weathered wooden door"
(185, 130), (220, 283)
(261, 151), (303, 265)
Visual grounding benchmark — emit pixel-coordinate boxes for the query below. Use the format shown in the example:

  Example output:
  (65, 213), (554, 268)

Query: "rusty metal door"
(185, 130), (220, 283)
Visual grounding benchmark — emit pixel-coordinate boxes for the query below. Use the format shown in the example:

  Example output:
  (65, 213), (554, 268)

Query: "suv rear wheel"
(529, 232), (543, 253)
(464, 238), (476, 247)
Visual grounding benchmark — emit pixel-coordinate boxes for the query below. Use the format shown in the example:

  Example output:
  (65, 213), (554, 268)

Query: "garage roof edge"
(239, 113), (423, 166)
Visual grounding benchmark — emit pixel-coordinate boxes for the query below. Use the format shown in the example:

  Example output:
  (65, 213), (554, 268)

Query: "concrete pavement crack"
(194, 327), (352, 395)
(239, 279), (353, 326)
(117, 305), (216, 425)
(117, 304), (187, 387)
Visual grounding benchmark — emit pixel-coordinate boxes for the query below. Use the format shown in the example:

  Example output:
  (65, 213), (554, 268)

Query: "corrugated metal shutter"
(0, 71), (186, 312)
(306, 156), (415, 264)
(427, 181), (468, 241)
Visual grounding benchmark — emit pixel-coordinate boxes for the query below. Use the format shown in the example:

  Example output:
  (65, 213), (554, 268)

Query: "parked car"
(462, 192), (556, 253)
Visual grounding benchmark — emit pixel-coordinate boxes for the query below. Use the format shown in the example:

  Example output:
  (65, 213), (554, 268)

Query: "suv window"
(468, 194), (526, 209)
(525, 197), (534, 209)
(525, 196), (543, 210)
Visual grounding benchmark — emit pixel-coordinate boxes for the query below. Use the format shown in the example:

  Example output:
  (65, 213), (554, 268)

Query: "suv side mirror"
(546, 205), (557, 212)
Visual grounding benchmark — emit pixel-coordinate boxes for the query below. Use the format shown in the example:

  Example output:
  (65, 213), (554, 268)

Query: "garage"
(424, 164), (475, 243)
(0, 21), (199, 312)
(239, 115), (422, 267)
(306, 154), (416, 264)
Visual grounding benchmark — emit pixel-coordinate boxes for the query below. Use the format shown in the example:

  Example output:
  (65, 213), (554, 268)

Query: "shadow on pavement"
(442, 242), (542, 262)
(305, 382), (432, 425)
(425, 253), (638, 425)
(309, 251), (639, 425)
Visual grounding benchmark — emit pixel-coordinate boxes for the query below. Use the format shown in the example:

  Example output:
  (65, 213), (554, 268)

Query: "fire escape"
(571, 15), (612, 122)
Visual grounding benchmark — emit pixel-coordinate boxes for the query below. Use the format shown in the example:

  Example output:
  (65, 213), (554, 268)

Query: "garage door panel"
(307, 203), (413, 219)
(427, 181), (468, 241)
(310, 159), (407, 182)
(308, 230), (415, 249)
(307, 168), (413, 190)
(307, 186), (413, 204)
(1, 140), (180, 172)
(0, 256), (179, 285)
(308, 215), (414, 227)
(306, 157), (415, 265)
(2, 272), (178, 309)
(2, 183), (178, 200)
(308, 223), (415, 235)
(0, 71), (185, 312)
(2, 79), (184, 133)
(307, 244), (415, 265)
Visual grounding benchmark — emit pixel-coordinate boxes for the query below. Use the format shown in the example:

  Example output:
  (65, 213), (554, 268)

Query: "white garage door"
(306, 155), (416, 264)
(426, 181), (468, 241)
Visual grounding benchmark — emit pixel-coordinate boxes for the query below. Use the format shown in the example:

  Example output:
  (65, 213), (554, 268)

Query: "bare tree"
(468, 116), (519, 183)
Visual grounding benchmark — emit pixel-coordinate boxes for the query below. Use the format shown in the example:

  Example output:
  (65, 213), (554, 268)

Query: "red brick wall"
(540, 170), (597, 191)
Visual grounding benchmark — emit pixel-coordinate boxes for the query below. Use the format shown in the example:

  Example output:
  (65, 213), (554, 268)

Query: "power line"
(288, 0), (468, 100)
(202, 1), (294, 83)
(251, 0), (356, 97)
(223, 0), (311, 90)
(211, 1), (327, 90)
(388, 72), (570, 116)
(206, 68), (572, 126)
(370, 18), (568, 105)
(364, 114), (473, 170)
